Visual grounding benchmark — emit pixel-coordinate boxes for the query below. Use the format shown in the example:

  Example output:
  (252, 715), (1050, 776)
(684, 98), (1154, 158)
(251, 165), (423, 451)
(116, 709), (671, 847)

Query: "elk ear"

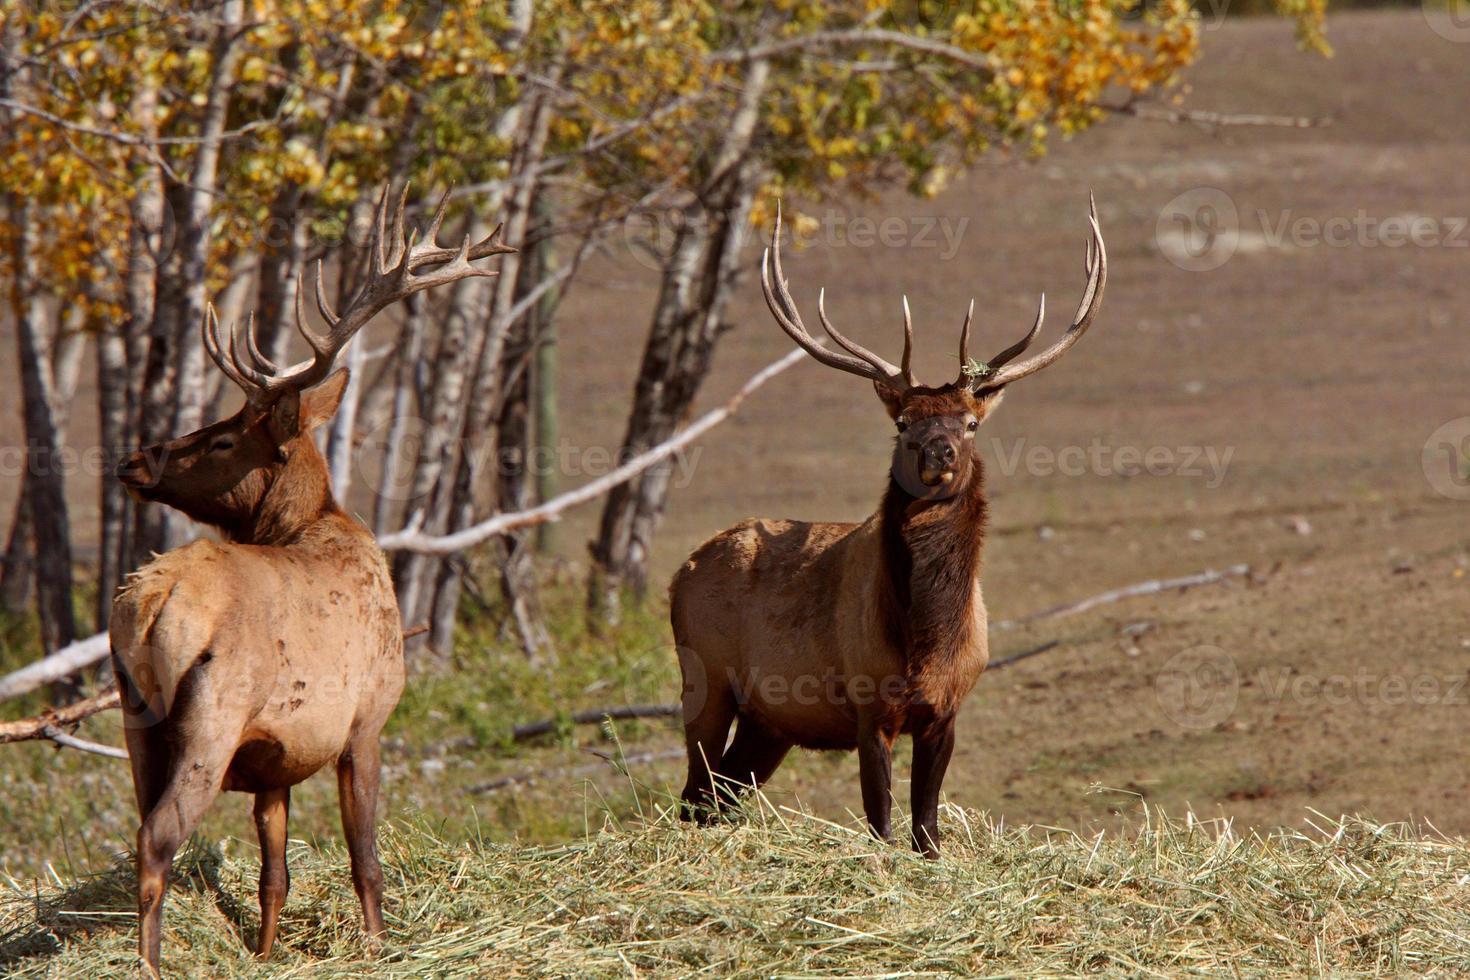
(267, 389), (302, 452)
(301, 369), (350, 431)
(873, 380), (905, 419)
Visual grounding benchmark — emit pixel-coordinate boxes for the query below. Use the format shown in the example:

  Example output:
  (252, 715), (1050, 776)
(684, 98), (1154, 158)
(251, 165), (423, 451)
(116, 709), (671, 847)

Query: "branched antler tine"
(372, 185), (393, 275)
(900, 296), (915, 387)
(385, 183), (411, 271)
(313, 259), (340, 330)
(201, 304), (258, 398)
(425, 188), (452, 248)
(816, 287), (903, 376)
(227, 315), (277, 390)
(242, 311), (279, 373)
(975, 197), (1106, 391)
(958, 299), (974, 369)
(986, 293), (1044, 371)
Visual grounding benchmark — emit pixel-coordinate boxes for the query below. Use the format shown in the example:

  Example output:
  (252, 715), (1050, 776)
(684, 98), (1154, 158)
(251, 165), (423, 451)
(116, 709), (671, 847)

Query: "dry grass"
(4, 787), (1470, 978)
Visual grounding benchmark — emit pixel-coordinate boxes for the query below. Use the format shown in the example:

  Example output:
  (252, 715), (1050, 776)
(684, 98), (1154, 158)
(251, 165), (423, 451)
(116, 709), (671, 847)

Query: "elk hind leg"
(135, 747), (233, 975)
(337, 735), (386, 938)
(712, 717), (791, 810)
(679, 683), (737, 825)
(856, 718), (895, 843)
(115, 653), (170, 815)
(253, 787), (291, 958)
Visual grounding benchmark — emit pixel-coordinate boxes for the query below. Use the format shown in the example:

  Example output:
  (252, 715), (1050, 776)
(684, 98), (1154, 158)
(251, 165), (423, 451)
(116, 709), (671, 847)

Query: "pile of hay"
(4, 801), (1469, 977)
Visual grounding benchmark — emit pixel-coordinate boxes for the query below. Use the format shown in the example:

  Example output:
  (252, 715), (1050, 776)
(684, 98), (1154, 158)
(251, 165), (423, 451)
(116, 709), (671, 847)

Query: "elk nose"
(941, 444), (957, 465)
(116, 451), (153, 487)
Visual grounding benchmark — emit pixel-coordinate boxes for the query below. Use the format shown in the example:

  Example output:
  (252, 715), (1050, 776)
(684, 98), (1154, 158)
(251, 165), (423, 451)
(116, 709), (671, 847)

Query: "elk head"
(760, 197), (1106, 500)
(117, 187), (515, 537)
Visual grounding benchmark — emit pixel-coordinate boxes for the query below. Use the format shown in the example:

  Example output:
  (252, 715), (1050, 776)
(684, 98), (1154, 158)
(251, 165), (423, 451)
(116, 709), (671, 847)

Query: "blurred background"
(1, 0), (1467, 872)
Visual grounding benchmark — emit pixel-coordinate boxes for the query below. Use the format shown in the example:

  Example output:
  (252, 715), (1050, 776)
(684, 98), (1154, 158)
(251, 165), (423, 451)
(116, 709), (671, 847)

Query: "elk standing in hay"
(672, 199), (1105, 856)
(110, 188), (512, 974)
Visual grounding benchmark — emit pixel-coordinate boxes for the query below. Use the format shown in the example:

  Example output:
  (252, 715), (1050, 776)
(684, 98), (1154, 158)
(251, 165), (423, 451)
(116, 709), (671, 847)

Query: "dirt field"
(3, 9), (1469, 843)
(557, 8), (1470, 835)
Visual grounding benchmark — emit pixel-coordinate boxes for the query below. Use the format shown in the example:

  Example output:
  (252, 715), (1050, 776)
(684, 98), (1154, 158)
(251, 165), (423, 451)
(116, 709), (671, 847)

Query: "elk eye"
(967, 420), (978, 432)
(209, 436), (236, 453)
(895, 418), (909, 433)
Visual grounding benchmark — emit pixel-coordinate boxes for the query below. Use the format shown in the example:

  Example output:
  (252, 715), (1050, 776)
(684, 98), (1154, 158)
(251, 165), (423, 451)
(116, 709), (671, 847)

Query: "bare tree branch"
(708, 29), (992, 74)
(379, 346), (810, 555)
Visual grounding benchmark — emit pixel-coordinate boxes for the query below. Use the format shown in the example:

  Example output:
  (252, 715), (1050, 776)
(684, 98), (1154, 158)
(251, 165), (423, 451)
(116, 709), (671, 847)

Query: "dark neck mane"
(878, 452), (988, 672)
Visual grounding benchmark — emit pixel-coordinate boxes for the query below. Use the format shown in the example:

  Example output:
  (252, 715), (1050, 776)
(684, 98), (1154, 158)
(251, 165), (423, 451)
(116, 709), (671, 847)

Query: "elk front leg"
(910, 715), (956, 858)
(856, 718), (894, 842)
(337, 735), (386, 939)
(253, 787), (291, 958)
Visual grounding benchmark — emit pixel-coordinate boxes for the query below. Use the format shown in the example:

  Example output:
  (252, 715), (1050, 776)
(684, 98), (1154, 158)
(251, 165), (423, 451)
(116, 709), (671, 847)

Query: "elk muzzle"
(116, 448), (164, 494)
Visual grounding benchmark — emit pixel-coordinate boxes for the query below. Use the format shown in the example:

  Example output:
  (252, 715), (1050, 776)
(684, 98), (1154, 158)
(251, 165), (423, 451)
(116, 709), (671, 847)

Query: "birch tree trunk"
(8, 200), (78, 656)
(587, 61), (770, 623)
(422, 84), (555, 652)
(372, 294), (427, 537)
(96, 323), (130, 628)
(396, 0), (540, 652)
(132, 0), (245, 561)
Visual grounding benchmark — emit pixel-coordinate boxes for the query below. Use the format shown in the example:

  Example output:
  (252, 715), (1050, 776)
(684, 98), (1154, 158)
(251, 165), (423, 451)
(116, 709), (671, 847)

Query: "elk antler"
(204, 185), (517, 406)
(967, 194), (1106, 392)
(761, 204), (917, 390)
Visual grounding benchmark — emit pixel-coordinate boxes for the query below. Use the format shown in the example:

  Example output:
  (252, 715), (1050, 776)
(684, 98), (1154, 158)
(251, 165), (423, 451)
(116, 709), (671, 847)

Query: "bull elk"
(110, 188), (513, 974)
(672, 198), (1105, 856)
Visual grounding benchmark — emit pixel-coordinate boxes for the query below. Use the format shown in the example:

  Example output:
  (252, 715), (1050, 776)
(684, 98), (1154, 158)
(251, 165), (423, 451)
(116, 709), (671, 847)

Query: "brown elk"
(110, 188), (512, 974)
(671, 199), (1105, 856)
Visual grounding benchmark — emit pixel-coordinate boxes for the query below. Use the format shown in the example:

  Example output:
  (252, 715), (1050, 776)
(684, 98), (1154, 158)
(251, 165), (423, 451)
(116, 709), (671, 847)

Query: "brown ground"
(556, 8), (1470, 835)
(3, 9), (1469, 842)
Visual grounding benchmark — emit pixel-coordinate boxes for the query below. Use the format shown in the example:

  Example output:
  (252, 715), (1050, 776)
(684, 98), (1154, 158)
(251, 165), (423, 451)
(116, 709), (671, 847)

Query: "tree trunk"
(254, 183), (309, 366)
(587, 63), (770, 624)
(531, 195), (561, 555)
(131, 1), (245, 563)
(421, 84), (555, 653)
(389, 217), (489, 642)
(8, 199), (78, 656)
(0, 485), (33, 613)
(96, 323), (130, 629)
(372, 294), (427, 536)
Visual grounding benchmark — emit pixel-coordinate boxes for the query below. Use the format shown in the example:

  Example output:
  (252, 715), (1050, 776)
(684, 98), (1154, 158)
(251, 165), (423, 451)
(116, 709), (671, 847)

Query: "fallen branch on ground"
(469, 748), (686, 794)
(378, 347), (810, 554)
(1106, 101), (1329, 129)
(511, 704), (682, 742)
(994, 564), (1251, 629)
